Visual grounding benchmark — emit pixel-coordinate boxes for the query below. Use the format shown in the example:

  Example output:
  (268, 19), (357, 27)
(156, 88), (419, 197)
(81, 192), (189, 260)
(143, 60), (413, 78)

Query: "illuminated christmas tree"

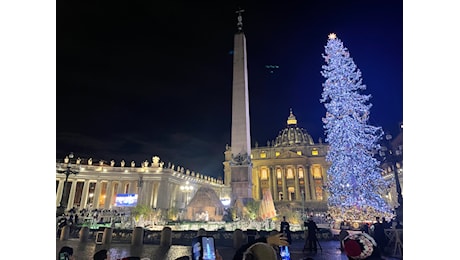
(320, 33), (393, 222)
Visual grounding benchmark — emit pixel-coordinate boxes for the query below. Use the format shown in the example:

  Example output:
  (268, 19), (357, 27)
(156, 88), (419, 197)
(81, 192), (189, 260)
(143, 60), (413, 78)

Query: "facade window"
(312, 149), (319, 156)
(277, 169), (282, 179)
(298, 168), (304, 179)
(297, 151), (302, 155)
(286, 168), (294, 179)
(260, 151), (267, 158)
(288, 187), (295, 201)
(312, 166), (322, 179)
(315, 180), (323, 200)
(275, 152), (280, 157)
(261, 169), (268, 180)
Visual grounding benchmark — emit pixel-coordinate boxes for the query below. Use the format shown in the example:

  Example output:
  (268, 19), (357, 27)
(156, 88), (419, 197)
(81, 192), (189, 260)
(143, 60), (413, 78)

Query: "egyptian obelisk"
(229, 9), (253, 203)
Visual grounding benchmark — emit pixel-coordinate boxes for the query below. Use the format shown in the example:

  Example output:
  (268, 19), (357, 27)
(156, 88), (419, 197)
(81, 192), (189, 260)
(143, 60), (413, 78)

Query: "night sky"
(57, 1), (402, 180)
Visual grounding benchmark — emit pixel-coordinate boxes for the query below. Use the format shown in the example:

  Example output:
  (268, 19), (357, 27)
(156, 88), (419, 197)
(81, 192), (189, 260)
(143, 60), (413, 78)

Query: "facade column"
(117, 181), (123, 194)
(56, 179), (65, 207)
(309, 166), (316, 200)
(128, 181), (137, 194)
(281, 167), (287, 201)
(294, 167), (300, 201)
(67, 180), (78, 210)
(80, 180), (90, 210)
(303, 166), (311, 200)
(268, 167), (273, 200)
(93, 180), (102, 209)
(272, 167), (278, 201)
(152, 181), (159, 208)
(104, 181), (114, 209)
(255, 167), (261, 200)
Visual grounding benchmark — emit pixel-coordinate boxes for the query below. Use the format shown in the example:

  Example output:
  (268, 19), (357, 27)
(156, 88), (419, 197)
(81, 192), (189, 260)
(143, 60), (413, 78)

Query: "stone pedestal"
(233, 229), (244, 249)
(60, 226), (70, 241)
(102, 227), (113, 244)
(160, 227), (172, 247)
(132, 227), (144, 246)
(79, 226), (89, 242)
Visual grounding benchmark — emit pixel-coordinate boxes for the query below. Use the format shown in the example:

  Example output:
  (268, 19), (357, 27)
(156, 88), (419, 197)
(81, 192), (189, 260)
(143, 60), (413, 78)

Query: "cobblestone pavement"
(57, 238), (402, 260)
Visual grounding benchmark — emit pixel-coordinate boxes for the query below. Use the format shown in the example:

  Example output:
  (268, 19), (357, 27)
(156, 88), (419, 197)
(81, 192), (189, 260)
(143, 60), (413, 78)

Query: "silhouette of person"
(305, 218), (319, 251)
(280, 216), (292, 244)
(371, 217), (386, 255)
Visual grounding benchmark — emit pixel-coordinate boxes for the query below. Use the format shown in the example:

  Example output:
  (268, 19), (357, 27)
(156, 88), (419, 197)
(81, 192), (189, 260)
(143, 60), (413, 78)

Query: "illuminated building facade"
(224, 109), (330, 211)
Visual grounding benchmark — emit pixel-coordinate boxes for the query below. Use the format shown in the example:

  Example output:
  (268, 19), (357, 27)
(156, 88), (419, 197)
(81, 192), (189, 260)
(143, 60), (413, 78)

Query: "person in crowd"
(93, 249), (108, 260)
(58, 246), (75, 260)
(381, 217), (391, 229)
(342, 232), (383, 259)
(371, 217), (387, 254)
(233, 232), (289, 260)
(280, 216), (292, 244)
(361, 222), (369, 234)
(305, 218), (319, 252)
(395, 220), (402, 229)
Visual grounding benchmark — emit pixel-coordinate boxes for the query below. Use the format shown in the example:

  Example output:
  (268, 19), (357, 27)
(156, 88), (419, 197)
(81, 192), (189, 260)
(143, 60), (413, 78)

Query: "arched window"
(277, 169), (282, 179)
(286, 168), (294, 179)
(298, 168), (304, 179)
(261, 168), (268, 180)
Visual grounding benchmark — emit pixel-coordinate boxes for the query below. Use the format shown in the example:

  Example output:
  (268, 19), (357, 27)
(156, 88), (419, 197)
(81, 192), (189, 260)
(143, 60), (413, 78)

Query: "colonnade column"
(80, 180), (90, 210)
(93, 180), (102, 209)
(67, 180), (78, 210)
(104, 181), (114, 209)
(56, 179), (65, 208)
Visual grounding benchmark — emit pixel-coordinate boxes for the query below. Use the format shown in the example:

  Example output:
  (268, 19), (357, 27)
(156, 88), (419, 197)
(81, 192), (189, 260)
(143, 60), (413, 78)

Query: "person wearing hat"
(342, 232), (383, 259)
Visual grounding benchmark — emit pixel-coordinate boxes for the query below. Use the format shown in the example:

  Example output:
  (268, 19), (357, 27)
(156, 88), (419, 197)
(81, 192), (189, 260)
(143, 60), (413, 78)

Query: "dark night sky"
(56, 1), (403, 180)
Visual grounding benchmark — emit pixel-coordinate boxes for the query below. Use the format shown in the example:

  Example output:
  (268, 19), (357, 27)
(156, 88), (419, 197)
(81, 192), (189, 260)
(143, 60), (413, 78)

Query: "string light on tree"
(320, 33), (393, 222)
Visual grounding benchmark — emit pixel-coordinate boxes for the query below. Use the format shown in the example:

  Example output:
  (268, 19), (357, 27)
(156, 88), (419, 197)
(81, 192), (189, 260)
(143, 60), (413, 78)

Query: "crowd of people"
(58, 214), (402, 260)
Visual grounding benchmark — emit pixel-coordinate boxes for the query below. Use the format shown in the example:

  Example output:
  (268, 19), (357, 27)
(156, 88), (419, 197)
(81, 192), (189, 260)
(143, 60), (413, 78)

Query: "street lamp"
(180, 181), (193, 207)
(56, 153), (80, 216)
(379, 133), (403, 222)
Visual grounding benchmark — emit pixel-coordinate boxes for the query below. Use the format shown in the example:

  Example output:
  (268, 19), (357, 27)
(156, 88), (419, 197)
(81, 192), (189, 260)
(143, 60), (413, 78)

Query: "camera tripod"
(303, 236), (322, 252)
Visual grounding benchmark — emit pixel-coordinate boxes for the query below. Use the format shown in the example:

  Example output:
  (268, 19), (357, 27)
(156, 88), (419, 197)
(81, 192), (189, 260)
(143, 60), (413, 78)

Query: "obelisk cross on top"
(236, 9), (244, 31)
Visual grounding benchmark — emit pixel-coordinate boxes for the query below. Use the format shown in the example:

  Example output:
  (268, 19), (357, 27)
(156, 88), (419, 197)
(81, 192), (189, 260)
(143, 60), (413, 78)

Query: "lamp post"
(379, 133), (403, 222)
(56, 153), (80, 216)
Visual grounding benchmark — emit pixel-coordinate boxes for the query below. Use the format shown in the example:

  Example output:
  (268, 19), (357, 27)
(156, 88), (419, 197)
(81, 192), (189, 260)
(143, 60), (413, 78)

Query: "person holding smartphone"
(232, 233), (289, 260)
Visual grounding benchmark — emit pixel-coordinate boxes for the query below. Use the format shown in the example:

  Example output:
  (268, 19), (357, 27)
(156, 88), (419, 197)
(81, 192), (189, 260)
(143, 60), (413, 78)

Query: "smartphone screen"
(59, 252), (69, 260)
(202, 236), (216, 260)
(279, 245), (291, 260)
(192, 236), (216, 260)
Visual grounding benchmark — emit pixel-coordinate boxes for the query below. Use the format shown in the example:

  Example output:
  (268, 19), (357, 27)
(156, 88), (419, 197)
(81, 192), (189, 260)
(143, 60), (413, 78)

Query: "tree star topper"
(328, 33), (337, 39)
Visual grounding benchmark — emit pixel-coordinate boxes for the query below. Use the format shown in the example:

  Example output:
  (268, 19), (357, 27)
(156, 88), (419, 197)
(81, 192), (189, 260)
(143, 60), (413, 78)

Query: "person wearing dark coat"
(305, 218), (319, 251)
(279, 216), (292, 244)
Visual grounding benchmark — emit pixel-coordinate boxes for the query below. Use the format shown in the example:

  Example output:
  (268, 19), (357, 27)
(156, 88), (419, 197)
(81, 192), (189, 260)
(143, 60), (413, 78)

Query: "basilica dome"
(273, 109), (314, 147)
